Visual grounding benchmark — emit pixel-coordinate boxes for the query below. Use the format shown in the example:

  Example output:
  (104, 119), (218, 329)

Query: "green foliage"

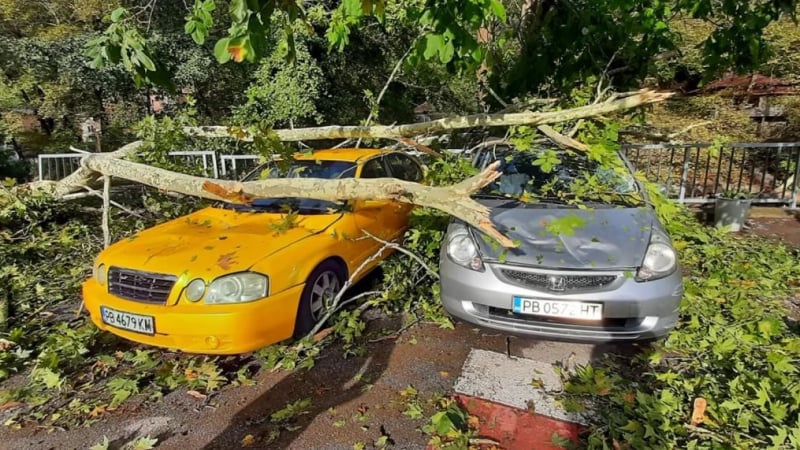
(185, 0), (216, 45)
(270, 397), (312, 423)
(422, 397), (475, 449)
(562, 195), (800, 448)
(85, 8), (171, 89)
(234, 36), (326, 127)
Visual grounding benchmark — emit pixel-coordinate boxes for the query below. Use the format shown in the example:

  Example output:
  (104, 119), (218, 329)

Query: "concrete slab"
(453, 349), (591, 425)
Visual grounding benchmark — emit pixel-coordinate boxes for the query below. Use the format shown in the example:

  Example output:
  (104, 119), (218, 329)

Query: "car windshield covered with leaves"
(472, 147), (641, 205)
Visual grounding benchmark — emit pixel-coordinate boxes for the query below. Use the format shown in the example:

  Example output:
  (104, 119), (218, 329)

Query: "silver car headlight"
(637, 237), (677, 281)
(205, 273), (268, 304)
(446, 227), (484, 271)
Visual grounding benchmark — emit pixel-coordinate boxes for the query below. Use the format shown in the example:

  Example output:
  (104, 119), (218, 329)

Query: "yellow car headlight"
(205, 273), (268, 304)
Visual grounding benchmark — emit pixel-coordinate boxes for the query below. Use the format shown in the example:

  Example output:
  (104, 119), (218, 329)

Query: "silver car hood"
(474, 204), (656, 270)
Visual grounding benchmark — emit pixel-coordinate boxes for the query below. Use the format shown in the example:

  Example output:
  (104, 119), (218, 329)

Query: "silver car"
(439, 147), (683, 342)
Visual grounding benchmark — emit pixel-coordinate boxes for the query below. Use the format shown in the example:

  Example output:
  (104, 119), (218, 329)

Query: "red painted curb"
(453, 393), (585, 450)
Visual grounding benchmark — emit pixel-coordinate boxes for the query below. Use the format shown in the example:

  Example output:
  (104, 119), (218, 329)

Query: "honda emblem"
(547, 275), (566, 292)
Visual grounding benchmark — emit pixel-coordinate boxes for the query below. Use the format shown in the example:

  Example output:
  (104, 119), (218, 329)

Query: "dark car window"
(244, 160), (357, 180)
(233, 159), (357, 214)
(360, 157), (389, 179)
(385, 153), (423, 182)
(474, 149), (637, 200)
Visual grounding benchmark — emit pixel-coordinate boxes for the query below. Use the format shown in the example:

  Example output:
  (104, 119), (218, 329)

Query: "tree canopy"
(0, 0), (798, 160)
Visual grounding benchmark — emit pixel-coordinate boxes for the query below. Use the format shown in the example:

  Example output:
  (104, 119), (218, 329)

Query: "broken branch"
(80, 156), (513, 247)
(186, 90), (672, 142)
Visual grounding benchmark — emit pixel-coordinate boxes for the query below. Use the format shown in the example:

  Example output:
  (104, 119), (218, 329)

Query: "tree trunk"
(83, 155), (514, 246)
(187, 89), (671, 141)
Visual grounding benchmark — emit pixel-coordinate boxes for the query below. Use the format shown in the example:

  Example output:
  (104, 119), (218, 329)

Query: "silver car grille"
(108, 267), (176, 304)
(499, 269), (618, 292)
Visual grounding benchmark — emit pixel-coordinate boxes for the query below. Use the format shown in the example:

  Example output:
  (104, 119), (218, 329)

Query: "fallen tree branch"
(484, 86), (590, 153)
(393, 137), (443, 158)
(537, 124), (590, 152)
(186, 89), (672, 142)
(81, 155), (512, 247)
(102, 176), (111, 248)
(26, 140), (144, 197)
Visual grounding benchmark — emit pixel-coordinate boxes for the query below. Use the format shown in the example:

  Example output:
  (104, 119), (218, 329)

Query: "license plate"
(100, 306), (155, 335)
(512, 296), (602, 320)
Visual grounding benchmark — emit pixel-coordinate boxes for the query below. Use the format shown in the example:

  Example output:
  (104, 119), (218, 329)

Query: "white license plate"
(512, 296), (602, 320)
(100, 306), (155, 335)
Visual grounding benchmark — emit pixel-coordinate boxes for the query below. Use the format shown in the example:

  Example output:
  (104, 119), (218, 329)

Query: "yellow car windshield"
(233, 160), (357, 213)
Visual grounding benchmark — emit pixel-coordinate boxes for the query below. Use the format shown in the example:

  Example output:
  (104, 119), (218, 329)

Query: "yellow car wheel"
(293, 259), (346, 338)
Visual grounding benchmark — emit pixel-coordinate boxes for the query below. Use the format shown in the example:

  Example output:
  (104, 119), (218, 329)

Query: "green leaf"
(137, 52), (156, 72)
(545, 215), (587, 237)
(128, 436), (158, 450)
(489, 0), (506, 22)
(423, 34), (444, 60)
(229, 0), (249, 21)
(214, 38), (232, 63)
(110, 7), (126, 22)
(342, 0), (364, 18)
(89, 437), (110, 450)
(439, 41), (455, 64)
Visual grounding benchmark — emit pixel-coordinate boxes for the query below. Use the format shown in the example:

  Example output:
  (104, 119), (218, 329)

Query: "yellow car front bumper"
(82, 279), (305, 354)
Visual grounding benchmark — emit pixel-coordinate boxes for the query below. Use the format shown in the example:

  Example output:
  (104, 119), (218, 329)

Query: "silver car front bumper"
(439, 255), (683, 342)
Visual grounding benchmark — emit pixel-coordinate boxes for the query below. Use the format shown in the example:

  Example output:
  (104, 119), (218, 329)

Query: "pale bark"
(82, 155), (513, 246)
(102, 176), (111, 248)
(186, 89), (672, 142)
(7, 89), (673, 250)
(537, 124), (589, 152)
(26, 140), (143, 197)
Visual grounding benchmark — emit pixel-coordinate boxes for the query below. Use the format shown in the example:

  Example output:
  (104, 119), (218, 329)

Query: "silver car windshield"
(473, 149), (638, 205)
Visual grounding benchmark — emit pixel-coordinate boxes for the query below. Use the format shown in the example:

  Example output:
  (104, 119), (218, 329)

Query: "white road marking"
(454, 349), (592, 425)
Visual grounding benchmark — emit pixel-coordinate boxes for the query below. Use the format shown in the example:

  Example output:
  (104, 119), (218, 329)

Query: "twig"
(356, 42), (417, 148)
(102, 176), (111, 248)
(469, 438), (502, 446)
(485, 84), (509, 108)
(667, 121), (713, 139)
(394, 137), (443, 158)
(362, 231), (440, 279)
(332, 139), (354, 149)
(308, 242), (394, 337)
(77, 185), (144, 218)
(367, 317), (420, 342)
(537, 124), (589, 152)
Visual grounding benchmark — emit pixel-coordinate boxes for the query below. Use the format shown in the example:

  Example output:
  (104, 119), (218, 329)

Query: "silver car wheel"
(309, 270), (341, 322)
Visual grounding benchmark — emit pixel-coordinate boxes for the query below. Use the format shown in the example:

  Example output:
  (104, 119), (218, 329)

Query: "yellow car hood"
(100, 207), (342, 276)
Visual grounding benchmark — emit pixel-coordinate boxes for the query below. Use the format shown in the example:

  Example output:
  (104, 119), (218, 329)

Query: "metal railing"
(622, 142), (800, 207)
(38, 153), (85, 181)
(220, 154), (261, 179)
(167, 151), (219, 178)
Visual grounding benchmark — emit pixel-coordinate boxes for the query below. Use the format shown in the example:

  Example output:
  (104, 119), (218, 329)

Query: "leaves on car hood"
(475, 206), (656, 269)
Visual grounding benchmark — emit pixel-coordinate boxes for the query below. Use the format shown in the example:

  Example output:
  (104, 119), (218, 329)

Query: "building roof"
(703, 74), (800, 96)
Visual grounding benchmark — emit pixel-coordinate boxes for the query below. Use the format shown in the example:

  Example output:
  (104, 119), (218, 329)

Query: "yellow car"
(82, 148), (424, 354)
